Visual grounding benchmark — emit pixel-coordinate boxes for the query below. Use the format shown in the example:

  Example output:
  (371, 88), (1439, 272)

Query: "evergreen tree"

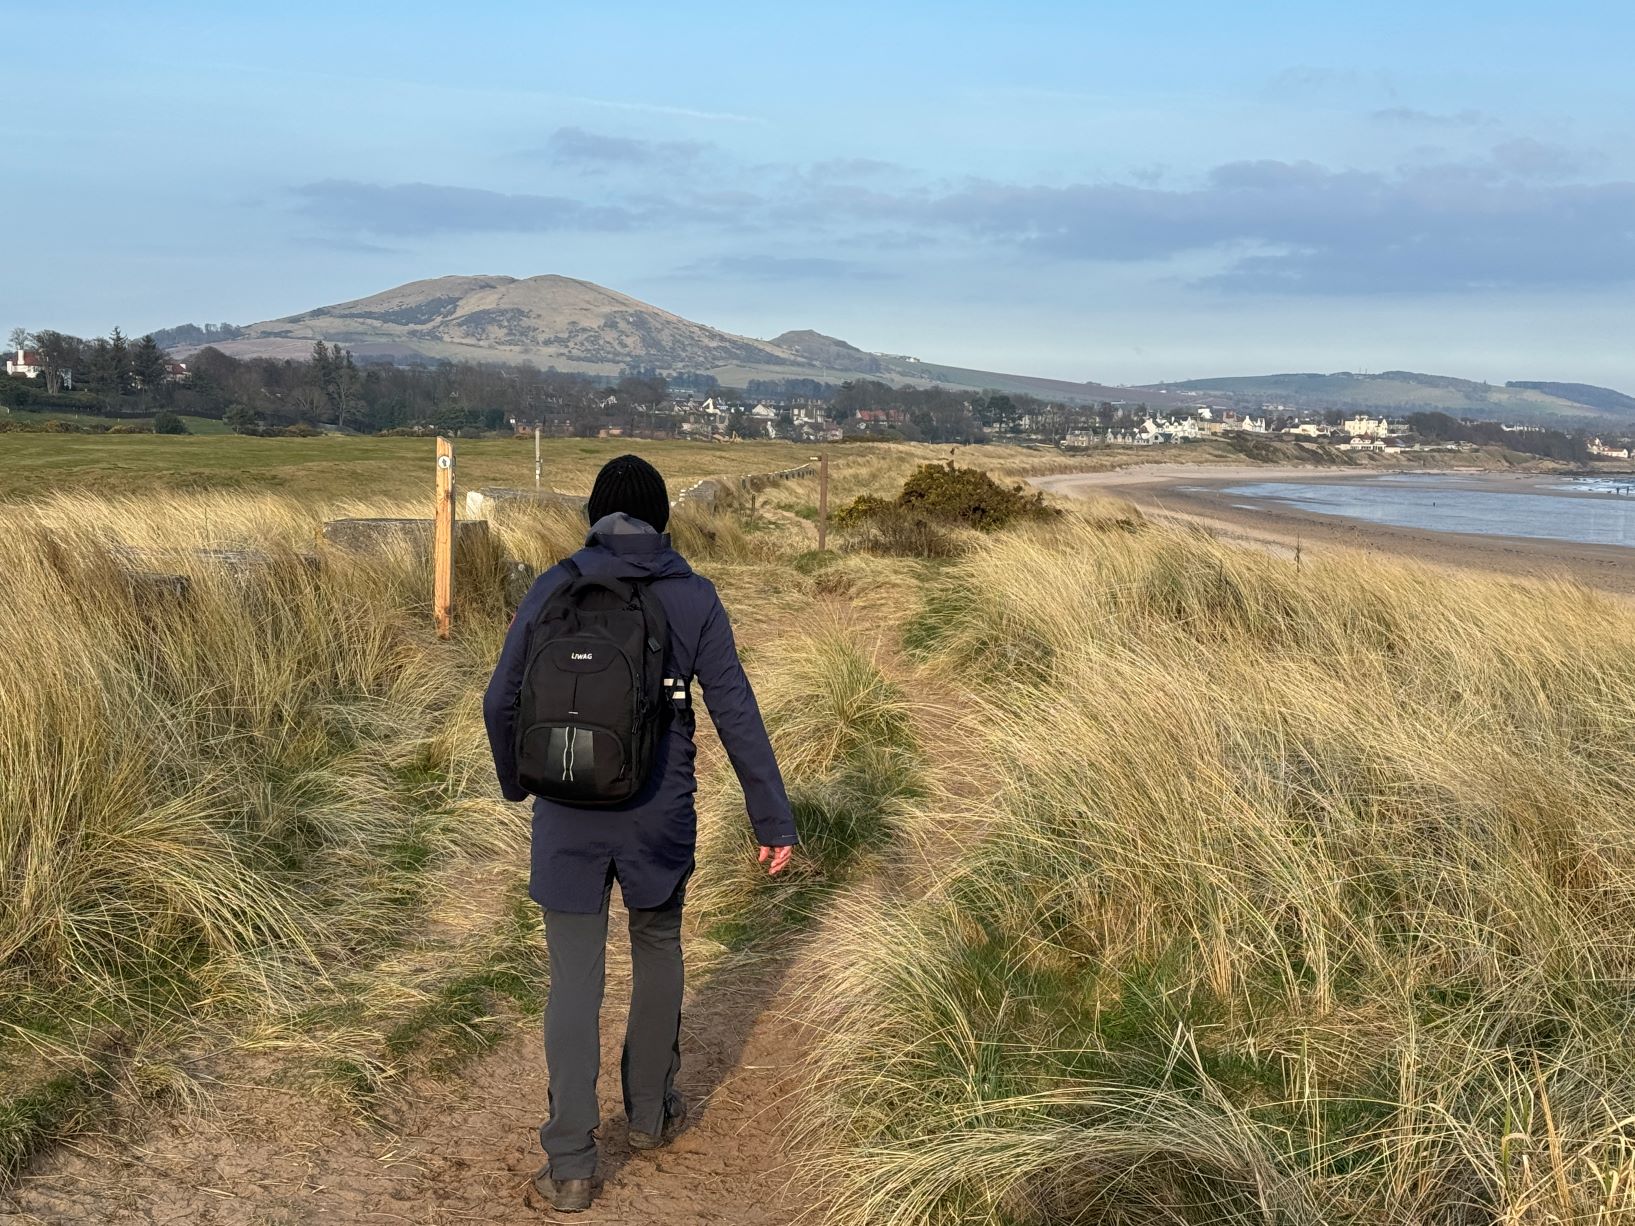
(131, 335), (169, 396)
(108, 327), (129, 396)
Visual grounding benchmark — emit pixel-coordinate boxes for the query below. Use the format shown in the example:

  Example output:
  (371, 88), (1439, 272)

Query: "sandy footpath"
(1035, 466), (1635, 595)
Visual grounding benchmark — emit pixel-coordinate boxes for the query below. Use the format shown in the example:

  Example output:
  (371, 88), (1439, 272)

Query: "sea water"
(1213, 473), (1635, 548)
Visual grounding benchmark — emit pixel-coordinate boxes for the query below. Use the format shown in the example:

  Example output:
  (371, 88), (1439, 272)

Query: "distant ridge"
(153, 274), (1190, 406)
(768, 329), (884, 375)
(1150, 370), (1635, 426)
(151, 275), (1634, 423)
(1506, 381), (1635, 417)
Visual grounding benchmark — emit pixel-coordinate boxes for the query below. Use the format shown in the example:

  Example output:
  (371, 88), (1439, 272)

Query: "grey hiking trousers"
(540, 868), (687, 1181)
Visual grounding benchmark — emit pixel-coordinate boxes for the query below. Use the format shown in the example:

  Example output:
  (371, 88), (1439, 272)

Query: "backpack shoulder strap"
(560, 556), (582, 578)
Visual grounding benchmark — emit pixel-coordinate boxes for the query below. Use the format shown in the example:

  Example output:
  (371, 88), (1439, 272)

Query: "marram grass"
(804, 517), (1635, 1225)
(0, 491), (526, 1155)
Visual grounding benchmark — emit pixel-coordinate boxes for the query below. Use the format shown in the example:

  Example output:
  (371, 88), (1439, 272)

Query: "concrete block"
(465, 488), (588, 520)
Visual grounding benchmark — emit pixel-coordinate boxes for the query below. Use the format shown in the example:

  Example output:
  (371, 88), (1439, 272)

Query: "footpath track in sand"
(2, 902), (816, 1225)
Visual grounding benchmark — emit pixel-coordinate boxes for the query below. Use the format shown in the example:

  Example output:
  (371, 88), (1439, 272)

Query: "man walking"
(483, 454), (798, 1214)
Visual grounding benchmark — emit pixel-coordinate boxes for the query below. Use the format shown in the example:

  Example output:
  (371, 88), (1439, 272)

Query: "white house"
(1343, 415), (1391, 438)
(1590, 437), (1632, 459)
(5, 348), (72, 388)
(1139, 416), (1203, 442)
(5, 349), (43, 378)
(749, 402), (778, 420)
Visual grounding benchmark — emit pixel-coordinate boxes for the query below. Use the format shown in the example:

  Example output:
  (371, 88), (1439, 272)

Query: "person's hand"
(758, 845), (794, 876)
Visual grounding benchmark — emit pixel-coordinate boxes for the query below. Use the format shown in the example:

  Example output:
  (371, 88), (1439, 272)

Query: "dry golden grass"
(0, 489), (534, 1164)
(689, 617), (922, 950)
(803, 515), (1635, 1225)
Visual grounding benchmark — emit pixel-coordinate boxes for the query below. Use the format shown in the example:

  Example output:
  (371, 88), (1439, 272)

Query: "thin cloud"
(808, 157), (904, 181)
(673, 254), (891, 282)
(534, 126), (712, 170)
(558, 94), (761, 125)
(1371, 106), (1498, 128)
(291, 180), (637, 237)
(1489, 136), (1599, 179)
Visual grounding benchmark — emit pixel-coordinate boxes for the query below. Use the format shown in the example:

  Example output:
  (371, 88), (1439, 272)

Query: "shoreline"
(1034, 466), (1635, 595)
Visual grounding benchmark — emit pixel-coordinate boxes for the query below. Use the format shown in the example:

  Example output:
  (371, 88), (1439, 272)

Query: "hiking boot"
(629, 1095), (688, 1151)
(532, 1166), (594, 1213)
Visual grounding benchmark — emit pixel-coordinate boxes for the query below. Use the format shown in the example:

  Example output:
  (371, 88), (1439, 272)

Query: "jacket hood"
(576, 512), (693, 581)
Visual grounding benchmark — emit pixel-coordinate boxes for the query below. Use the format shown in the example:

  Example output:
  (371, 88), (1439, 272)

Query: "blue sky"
(9, 0), (1634, 388)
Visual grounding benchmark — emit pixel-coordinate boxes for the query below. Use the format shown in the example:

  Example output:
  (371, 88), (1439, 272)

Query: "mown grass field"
(5, 436), (1632, 1223)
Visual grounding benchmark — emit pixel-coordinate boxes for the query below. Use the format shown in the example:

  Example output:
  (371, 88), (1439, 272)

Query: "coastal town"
(5, 333), (1631, 466)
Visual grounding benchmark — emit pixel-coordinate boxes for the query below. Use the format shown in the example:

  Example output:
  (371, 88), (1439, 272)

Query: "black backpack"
(514, 558), (672, 806)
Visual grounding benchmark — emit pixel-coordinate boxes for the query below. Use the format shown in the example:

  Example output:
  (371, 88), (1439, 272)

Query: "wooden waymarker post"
(434, 436), (456, 639)
(816, 451), (830, 552)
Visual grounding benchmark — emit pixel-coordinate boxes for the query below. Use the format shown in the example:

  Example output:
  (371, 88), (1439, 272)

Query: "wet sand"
(1034, 465), (1635, 595)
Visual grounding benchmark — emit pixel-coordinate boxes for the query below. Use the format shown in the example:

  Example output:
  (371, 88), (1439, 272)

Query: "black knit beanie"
(586, 453), (670, 532)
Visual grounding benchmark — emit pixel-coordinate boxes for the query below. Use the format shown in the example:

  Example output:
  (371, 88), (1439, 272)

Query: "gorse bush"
(832, 462), (1058, 557)
(806, 519), (1635, 1225)
(894, 461), (1056, 529)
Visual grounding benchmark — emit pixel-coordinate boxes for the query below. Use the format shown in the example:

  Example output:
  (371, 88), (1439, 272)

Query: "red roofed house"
(5, 349), (74, 389)
(6, 349), (43, 378)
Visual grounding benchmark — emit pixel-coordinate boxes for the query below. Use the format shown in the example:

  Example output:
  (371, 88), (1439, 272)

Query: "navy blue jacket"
(482, 516), (799, 913)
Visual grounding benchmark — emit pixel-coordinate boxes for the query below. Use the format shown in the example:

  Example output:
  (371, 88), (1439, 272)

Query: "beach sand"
(1034, 465), (1635, 595)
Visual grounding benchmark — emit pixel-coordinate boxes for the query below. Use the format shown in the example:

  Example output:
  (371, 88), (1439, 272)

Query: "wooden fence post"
(817, 451), (830, 552)
(434, 436), (455, 639)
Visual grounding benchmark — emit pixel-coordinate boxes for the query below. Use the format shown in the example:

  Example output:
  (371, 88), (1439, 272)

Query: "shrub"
(151, 412), (188, 435)
(832, 462), (1056, 557)
(836, 463), (1055, 532)
(896, 461), (1056, 529)
(0, 419), (106, 434)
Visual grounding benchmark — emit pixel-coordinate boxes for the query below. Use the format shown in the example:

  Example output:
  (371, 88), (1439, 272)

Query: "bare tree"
(7, 327), (30, 354)
(32, 330), (79, 394)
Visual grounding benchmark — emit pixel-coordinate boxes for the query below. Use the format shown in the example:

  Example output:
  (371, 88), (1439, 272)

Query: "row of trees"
(188, 343), (626, 434)
(12, 326), (1605, 454)
(8, 326), (174, 405)
(3, 325), (1010, 442)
